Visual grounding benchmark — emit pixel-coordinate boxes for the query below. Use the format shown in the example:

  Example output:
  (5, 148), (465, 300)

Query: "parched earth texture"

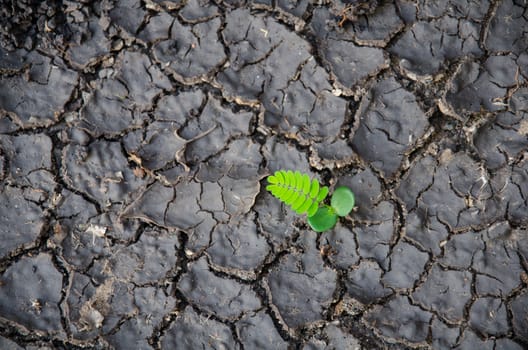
(0, 0), (527, 349)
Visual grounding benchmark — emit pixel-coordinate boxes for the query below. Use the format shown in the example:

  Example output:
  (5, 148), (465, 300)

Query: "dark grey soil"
(0, 0), (527, 349)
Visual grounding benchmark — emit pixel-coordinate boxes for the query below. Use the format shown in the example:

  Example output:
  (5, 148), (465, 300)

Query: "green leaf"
(275, 171), (284, 184)
(266, 184), (277, 195)
(292, 194), (306, 211)
(331, 186), (355, 217)
(309, 179), (320, 198)
(297, 197), (313, 214)
(307, 201), (319, 217)
(266, 170), (332, 217)
(317, 186), (329, 202)
(294, 171), (302, 189)
(307, 206), (337, 232)
(268, 175), (278, 184)
(286, 170), (294, 186)
(285, 191), (299, 205)
(302, 174), (311, 194)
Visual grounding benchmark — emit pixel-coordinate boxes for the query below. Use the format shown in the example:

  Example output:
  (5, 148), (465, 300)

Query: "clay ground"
(0, 0), (527, 349)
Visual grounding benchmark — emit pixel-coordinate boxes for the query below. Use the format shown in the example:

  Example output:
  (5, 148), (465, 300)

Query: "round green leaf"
(307, 206), (337, 232)
(330, 186), (355, 217)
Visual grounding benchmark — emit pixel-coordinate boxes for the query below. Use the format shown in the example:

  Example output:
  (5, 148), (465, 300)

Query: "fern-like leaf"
(266, 170), (329, 217)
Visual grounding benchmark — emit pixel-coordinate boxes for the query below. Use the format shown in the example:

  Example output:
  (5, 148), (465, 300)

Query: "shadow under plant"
(0, 0), (527, 349)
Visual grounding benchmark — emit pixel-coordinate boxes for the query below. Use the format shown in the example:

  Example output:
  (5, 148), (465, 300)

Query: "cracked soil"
(0, 0), (528, 349)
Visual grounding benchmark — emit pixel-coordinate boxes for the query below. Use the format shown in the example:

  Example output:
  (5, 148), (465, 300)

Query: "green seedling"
(266, 170), (355, 232)
(266, 170), (329, 217)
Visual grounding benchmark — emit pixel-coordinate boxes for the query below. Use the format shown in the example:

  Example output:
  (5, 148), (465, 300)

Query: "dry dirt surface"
(1, 0), (528, 349)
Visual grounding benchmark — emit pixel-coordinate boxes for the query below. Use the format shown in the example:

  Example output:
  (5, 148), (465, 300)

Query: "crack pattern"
(0, 0), (527, 349)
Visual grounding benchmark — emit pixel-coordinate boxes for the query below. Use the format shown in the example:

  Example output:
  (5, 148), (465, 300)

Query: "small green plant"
(266, 170), (355, 232)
